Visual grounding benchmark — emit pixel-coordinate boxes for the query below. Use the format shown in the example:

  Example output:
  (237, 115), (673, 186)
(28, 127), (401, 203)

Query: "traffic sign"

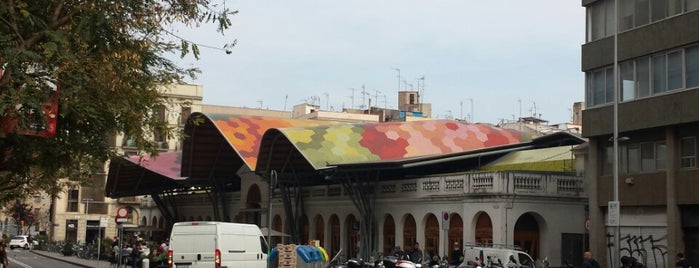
(100, 217), (109, 228)
(608, 201), (620, 226)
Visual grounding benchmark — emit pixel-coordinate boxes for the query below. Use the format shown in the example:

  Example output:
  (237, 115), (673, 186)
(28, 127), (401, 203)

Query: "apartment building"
(581, 1), (699, 267)
(47, 83), (203, 242)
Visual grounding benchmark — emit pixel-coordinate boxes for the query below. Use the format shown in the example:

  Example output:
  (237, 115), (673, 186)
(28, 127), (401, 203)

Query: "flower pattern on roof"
(203, 114), (530, 171)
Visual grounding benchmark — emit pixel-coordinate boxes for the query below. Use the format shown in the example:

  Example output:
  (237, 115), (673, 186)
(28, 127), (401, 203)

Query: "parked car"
(9, 235), (39, 250)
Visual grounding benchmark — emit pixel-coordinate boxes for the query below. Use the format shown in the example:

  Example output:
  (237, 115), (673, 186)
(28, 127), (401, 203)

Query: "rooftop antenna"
(418, 75), (425, 104)
(360, 85), (368, 109)
(460, 101), (464, 121)
(323, 92), (330, 111)
(402, 80), (409, 91)
(392, 68), (401, 92)
(373, 89), (381, 109)
(348, 88), (355, 109)
(257, 100), (263, 109)
(284, 94), (288, 111)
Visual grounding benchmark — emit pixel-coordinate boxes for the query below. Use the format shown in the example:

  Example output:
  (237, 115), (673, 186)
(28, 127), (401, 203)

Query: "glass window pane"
(668, 0), (682, 15)
(688, 0), (699, 11)
(686, 45), (699, 88)
(621, 0), (635, 31)
(635, 0), (650, 26)
(605, 0), (615, 36)
(621, 61), (636, 101)
(651, 0), (668, 21)
(606, 68), (615, 103)
(590, 2), (605, 41)
(653, 55), (668, 93)
(680, 137), (697, 168)
(641, 143), (655, 171)
(668, 51), (683, 90)
(637, 58), (651, 97)
(656, 142), (667, 170)
(594, 70), (606, 105)
(628, 145), (640, 173)
(586, 73), (593, 105)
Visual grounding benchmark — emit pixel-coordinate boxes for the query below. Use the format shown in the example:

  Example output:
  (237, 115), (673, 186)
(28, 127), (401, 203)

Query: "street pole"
(612, 0), (621, 267)
(267, 170), (277, 268)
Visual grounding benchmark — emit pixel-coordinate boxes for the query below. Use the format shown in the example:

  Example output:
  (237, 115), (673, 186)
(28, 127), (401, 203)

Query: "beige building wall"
(203, 104), (291, 118)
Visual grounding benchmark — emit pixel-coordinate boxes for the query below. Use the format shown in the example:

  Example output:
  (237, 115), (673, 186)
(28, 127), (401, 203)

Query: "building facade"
(581, 1), (699, 267)
(47, 83), (203, 243)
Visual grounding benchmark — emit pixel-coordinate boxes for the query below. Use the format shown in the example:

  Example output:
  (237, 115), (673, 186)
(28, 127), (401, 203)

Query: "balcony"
(295, 171), (584, 200)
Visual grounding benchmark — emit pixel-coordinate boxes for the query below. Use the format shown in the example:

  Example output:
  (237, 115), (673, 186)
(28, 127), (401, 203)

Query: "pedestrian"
(582, 251), (600, 268)
(0, 240), (8, 268)
(676, 253), (690, 268)
(450, 242), (464, 266)
(409, 243), (422, 264)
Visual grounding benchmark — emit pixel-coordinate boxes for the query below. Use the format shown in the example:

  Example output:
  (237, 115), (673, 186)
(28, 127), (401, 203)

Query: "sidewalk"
(31, 249), (118, 268)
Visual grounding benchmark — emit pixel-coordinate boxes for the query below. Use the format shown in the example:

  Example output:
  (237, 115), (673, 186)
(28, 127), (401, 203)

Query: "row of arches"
(267, 211), (541, 260)
(140, 215), (167, 229)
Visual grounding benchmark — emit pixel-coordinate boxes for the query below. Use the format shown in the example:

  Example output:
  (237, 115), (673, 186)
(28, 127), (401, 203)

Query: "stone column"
(666, 126), (683, 268)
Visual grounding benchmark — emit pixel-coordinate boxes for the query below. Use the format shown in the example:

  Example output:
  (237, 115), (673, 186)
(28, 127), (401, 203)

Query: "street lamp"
(611, 1), (621, 267)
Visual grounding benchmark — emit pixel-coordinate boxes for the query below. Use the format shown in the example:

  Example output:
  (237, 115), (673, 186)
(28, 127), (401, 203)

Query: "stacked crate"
(277, 244), (297, 268)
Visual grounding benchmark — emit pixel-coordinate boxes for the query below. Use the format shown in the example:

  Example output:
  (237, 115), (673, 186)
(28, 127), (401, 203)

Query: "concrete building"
(581, 1), (699, 267)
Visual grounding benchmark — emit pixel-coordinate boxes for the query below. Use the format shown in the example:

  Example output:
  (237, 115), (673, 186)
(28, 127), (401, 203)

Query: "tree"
(3, 200), (34, 234)
(0, 0), (236, 203)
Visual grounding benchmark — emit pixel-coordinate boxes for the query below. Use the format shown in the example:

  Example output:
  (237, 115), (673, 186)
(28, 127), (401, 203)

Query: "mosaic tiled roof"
(274, 120), (532, 169)
(126, 151), (185, 180)
(482, 146), (575, 172)
(205, 114), (338, 170)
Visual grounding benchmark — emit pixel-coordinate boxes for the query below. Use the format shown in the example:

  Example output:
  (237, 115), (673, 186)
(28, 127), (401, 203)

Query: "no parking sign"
(442, 211), (450, 230)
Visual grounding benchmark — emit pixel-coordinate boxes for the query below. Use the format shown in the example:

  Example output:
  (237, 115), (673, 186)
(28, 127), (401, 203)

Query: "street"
(7, 249), (86, 268)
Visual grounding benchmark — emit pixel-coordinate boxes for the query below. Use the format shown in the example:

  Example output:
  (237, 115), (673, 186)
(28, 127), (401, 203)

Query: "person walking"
(676, 253), (690, 268)
(0, 240), (8, 268)
(582, 252), (600, 268)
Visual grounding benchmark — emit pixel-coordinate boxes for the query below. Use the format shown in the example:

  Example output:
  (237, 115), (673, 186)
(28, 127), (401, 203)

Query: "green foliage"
(0, 0), (236, 203)
(2, 201), (34, 234)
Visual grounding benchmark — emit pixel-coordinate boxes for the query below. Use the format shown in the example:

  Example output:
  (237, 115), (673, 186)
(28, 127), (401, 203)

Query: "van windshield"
(259, 236), (269, 254)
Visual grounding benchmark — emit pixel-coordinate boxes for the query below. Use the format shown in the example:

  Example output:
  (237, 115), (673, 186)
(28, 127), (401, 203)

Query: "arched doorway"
(141, 216), (147, 226)
(403, 214), (416, 251)
(329, 214), (341, 257)
(449, 213), (463, 260)
(514, 213), (540, 259)
(424, 214), (440, 255)
(475, 212), (493, 245)
(246, 184), (262, 225)
(301, 215), (310, 243)
(346, 214), (360, 258)
(272, 215), (283, 246)
(383, 215), (396, 255)
(314, 215), (324, 246)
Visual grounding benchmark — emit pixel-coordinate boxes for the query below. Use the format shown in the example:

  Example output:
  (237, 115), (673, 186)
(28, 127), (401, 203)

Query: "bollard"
(142, 258), (150, 267)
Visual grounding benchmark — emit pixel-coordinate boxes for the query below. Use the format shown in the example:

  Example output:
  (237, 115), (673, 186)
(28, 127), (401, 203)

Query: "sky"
(170, 0), (585, 125)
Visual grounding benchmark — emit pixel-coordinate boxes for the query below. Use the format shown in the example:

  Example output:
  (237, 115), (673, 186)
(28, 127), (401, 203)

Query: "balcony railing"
(289, 171), (584, 200)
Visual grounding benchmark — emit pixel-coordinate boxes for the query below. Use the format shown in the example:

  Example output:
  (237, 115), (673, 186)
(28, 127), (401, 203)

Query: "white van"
(168, 221), (269, 268)
(461, 245), (536, 268)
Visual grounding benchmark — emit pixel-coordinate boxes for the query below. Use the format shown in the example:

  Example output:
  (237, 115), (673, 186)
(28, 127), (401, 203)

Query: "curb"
(30, 250), (95, 268)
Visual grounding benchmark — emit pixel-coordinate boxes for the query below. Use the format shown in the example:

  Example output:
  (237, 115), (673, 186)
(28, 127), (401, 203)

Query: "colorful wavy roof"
(481, 146), (575, 172)
(126, 151), (185, 180)
(273, 120), (532, 169)
(205, 114), (338, 170)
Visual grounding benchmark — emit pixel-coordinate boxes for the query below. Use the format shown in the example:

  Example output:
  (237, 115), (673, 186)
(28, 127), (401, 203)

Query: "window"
(668, 51), (684, 90)
(620, 0), (635, 31)
(687, 45), (699, 88)
(180, 106), (191, 125)
(586, 67), (615, 106)
(680, 137), (697, 168)
(653, 54), (668, 93)
(621, 61), (636, 101)
(637, 58), (651, 97)
(636, 0), (651, 26)
(67, 189), (79, 212)
(627, 145), (641, 173)
(656, 142), (667, 170)
(688, 0), (699, 11)
(587, 0), (615, 42)
(652, 0), (668, 21)
(640, 142), (656, 172)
